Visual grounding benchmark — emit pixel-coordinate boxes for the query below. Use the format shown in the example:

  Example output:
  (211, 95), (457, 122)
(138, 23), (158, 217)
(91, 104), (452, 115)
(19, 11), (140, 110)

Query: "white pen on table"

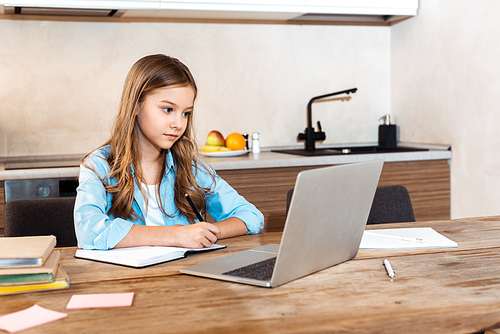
(383, 259), (395, 278)
(365, 231), (424, 243)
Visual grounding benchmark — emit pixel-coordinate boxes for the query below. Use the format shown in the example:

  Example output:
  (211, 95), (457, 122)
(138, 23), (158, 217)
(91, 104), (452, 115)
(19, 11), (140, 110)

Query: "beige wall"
(391, 0), (500, 218)
(0, 19), (390, 156)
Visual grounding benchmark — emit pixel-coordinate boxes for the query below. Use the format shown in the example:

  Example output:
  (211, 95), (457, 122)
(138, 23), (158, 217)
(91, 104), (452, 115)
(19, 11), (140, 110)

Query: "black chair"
(286, 185), (415, 225)
(366, 185), (415, 224)
(4, 197), (77, 247)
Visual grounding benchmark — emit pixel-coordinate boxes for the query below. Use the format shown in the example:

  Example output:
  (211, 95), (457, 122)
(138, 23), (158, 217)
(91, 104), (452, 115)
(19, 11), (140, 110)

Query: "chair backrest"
(4, 197), (77, 247)
(366, 185), (415, 224)
(286, 185), (415, 225)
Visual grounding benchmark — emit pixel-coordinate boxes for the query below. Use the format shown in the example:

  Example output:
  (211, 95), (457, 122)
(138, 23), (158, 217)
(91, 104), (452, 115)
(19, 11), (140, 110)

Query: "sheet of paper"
(0, 304), (67, 333)
(360, 227), (458, 249)
(66, 292), (134, 309)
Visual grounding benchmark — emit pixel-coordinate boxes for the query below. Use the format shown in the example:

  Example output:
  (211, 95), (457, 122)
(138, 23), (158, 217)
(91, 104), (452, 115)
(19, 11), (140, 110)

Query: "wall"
(391, 0), (500, 218)
(0, 18), (390, 156)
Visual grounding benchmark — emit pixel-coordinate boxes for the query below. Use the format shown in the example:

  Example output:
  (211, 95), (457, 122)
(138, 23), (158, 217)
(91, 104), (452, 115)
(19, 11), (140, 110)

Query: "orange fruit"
(225, 133), (246, 151)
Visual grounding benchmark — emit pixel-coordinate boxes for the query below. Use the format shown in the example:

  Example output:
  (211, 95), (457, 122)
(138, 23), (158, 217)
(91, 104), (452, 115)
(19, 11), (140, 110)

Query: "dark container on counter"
(378, 114), (397, 147)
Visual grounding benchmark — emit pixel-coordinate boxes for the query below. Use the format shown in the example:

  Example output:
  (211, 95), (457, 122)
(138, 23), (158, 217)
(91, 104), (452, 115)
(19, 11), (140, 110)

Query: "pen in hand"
(185, 194), (204, 222)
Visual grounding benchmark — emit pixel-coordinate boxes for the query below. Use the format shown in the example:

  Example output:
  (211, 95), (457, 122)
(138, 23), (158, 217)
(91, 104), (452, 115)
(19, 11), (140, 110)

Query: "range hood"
(4, 6), (124, 17)
(1, 1), (418, 25)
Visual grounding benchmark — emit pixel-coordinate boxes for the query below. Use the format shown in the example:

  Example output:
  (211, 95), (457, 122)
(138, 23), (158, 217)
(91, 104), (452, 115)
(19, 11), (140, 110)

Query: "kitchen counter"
(0, 142), (451, 181)
(0, 142), (452, 233)
(207, 143), (451, 170)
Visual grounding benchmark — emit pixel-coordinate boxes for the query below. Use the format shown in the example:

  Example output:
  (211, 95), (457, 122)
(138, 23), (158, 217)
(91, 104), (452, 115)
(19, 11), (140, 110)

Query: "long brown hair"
(83, 54), (213, 223)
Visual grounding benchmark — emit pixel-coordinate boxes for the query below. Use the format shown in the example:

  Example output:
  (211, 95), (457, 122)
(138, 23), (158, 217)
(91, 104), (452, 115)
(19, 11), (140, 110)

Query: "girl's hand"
(173, 222), (221, 249)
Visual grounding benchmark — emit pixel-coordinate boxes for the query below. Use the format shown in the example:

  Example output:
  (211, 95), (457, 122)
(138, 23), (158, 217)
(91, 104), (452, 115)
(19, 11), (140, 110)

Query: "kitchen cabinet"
(0, 160), (450, 237)
(162, 1), (305, 5)
(158, 0), (418, 15)
(0, 146), (451, 236)
(1, 1), (161, 9)
(306, 0), (417, 14)
(2, 0), (417, 13)
(216, 160), (450, 232)
(1, 0), (418, 25)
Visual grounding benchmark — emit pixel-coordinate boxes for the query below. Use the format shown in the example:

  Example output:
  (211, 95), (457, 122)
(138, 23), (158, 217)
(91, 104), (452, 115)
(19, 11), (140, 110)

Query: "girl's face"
(136, 85), (195, 154)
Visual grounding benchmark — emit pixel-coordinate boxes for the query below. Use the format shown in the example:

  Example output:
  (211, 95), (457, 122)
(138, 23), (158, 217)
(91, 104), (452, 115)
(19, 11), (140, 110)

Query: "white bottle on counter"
(252, 132), (260, 154)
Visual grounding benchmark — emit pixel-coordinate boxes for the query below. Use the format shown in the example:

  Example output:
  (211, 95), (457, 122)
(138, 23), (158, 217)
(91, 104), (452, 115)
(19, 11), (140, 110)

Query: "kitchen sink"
(272, 145), (430, 156)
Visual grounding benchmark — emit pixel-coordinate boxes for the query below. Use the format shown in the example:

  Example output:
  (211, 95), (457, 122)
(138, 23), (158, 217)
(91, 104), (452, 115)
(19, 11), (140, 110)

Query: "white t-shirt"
(142, 184), (164, 226)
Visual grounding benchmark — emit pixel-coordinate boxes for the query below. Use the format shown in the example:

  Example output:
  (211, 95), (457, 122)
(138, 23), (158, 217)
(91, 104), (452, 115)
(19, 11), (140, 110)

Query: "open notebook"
(75, 244), (225, 268)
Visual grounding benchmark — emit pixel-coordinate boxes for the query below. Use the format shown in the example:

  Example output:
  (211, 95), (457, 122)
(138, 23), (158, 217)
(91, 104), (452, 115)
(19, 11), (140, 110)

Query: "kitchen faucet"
(298, 88), (357, 151)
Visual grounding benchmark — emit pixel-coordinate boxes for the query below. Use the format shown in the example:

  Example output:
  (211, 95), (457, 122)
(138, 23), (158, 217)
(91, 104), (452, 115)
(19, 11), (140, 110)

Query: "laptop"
(180, 159), (384, 288)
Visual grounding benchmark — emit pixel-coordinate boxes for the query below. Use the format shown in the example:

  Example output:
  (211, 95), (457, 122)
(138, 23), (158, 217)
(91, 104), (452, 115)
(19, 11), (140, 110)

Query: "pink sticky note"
(0, 304), (67, 333)
(66, 292), (134, 309)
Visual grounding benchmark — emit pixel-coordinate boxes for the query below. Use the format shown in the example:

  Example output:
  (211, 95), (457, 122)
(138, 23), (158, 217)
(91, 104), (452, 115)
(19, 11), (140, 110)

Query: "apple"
(206, 130), (225, 146)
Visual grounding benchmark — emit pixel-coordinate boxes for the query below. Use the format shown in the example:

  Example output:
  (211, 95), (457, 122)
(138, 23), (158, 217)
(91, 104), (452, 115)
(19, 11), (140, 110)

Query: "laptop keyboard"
(222, 257), (277, 281)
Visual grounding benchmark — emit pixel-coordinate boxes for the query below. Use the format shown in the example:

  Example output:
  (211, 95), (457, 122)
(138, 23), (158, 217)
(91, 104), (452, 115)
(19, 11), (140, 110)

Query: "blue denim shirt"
(74, 146), (264, 250)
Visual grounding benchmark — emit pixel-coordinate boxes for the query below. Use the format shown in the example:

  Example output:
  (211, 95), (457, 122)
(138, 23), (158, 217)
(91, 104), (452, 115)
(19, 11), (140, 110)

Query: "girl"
(74, 54), (264, 250)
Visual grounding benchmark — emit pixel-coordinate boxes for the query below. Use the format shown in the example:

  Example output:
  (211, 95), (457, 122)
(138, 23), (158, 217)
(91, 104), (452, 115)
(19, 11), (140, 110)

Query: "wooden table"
(1, 216), (500, 333)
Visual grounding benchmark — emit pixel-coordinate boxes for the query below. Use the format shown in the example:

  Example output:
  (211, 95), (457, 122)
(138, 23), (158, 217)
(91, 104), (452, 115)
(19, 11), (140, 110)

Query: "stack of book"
(0, 235), (70, 295)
